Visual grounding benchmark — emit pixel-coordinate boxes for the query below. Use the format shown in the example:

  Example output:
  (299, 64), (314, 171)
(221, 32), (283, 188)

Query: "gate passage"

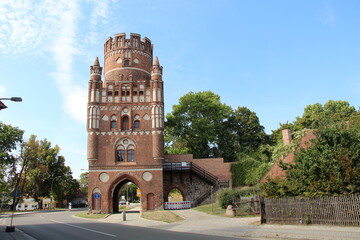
(164, 201), (192, 210)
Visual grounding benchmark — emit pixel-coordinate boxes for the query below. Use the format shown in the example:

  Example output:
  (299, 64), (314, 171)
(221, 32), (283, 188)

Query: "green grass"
(141, 211), (184, 223)
(75, 211), (109, 219)
(193, 202), (226, 216)
(194, 202), (261, 218)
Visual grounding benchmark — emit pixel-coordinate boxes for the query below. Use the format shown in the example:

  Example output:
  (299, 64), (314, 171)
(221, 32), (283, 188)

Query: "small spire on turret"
(93, 57), (100, 66)
(154, 56), (160, 66)
(90, 56), (103, 76)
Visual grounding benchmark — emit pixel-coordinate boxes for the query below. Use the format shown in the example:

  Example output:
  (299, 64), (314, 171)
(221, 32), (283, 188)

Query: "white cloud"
(0, 0), (118, 123)
(48, 1), (88, 123)
(0, 0), (87, 123)
(84, 0), (118, 46)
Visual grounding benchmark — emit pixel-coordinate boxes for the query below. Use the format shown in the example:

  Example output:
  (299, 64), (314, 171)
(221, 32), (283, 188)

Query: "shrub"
(217, 189), (242, 209)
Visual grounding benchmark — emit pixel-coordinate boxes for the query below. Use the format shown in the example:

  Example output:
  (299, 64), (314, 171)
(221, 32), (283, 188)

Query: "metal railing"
(163, 162), (218, 185)
(163, 162), (230, 207)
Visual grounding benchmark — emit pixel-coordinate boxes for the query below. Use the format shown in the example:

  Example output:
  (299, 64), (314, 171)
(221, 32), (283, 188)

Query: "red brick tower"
(87, 33), (164, 213)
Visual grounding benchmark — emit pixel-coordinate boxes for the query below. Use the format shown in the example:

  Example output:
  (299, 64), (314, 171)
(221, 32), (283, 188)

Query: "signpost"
(6, 187), (22, 232)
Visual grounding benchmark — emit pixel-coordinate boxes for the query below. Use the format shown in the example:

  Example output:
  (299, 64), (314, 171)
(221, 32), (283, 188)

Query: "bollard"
(122, 210), (126, 221)
(5, 226), (15, 232)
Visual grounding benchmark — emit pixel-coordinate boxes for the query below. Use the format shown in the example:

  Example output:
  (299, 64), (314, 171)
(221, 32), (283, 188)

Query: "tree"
(0, 122), (24, 165)
(0, 122), (24, 206)
(79, 172), (88, 197)
(166, 91), (232, 158)
(231, 145), (273, 187)
(262, 125), (360, 197)
(166, 91), (268, 162)
(271, 100), (357, 144)
(21, 135), (78, 208)
(294, 100), (356, 130)
(220, 107), (268, 161)
(164, 130), (189, 155)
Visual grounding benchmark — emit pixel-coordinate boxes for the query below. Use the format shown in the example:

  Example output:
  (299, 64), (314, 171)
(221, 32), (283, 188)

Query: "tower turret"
(87, 57), (103, 165)
(151, 56), (164, 161)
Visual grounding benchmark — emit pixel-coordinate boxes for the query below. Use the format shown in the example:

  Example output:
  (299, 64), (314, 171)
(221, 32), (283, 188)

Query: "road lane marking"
(50, 219), (117, 237)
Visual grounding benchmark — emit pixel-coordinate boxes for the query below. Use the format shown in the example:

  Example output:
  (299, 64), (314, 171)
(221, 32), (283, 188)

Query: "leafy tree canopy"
(0, 122), (24, 194)
(21, 135), (79, 206)
(79, 172), (88, 197)
(166, 91), (232, 158)
(0, 122), (24, 165)
(165, 91), (268, 161)
(271, 100), (357, 143)
(295, 100), (356, 129)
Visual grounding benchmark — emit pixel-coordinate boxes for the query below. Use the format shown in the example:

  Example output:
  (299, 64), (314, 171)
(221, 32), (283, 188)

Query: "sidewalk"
(0, 212), (35, 240)
(0, 225), (34, 240)
(101, 207), (360, 240)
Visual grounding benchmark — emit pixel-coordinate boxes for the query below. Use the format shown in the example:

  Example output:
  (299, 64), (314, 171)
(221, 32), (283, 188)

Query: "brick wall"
(165, 154), (231, 181)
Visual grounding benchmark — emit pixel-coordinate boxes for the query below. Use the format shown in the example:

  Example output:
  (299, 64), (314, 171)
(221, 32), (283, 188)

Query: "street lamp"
(0, 97), (22, 102)
(0, 97), (22, 110)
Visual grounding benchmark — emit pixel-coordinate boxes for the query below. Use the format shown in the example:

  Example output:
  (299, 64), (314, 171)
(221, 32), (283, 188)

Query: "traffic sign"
(94, 193), (101, 199)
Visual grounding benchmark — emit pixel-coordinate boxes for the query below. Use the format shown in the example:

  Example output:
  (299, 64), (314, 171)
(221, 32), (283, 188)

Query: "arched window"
(134, 115), (140, 129)
(128, 150), (135, 162)
(121, 116), (129, 130)
(115, 139), (136, 163)
(110, 115), (117, 129)
(116, 150), (125, 162)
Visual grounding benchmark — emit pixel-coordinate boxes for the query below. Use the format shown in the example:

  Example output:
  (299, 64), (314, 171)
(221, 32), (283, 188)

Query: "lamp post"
(0, 97), (22, 110)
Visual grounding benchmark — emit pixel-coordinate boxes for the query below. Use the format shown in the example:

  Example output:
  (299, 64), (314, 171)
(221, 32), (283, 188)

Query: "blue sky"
(1, 0), (359, 179)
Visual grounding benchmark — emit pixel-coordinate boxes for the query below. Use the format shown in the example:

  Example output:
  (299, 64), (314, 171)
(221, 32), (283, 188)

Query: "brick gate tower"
(87, 33), (164, 213)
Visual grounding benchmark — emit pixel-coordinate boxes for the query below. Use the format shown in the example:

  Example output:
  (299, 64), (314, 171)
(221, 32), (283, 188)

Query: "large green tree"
(166, 91), (232, 158)
(262, 125), (360, 197)
(21, 135), (78, 207)
(165, 91), (268, 161)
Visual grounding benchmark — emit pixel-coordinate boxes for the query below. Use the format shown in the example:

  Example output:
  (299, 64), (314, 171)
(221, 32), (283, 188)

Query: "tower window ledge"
(116, 162), (137, 166)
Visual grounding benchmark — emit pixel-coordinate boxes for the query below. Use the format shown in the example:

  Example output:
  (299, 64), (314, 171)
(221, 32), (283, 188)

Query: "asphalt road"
(2, 210), (255, 240)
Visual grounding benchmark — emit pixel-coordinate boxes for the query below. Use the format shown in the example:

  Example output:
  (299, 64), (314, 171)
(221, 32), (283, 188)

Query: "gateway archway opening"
(168, 188), (184, 202)
(113, 180), (140, 213)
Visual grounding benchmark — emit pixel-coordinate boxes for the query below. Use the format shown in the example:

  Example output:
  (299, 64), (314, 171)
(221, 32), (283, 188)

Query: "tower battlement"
(103, 33), (155, 76)
(104, 33), (153, 58)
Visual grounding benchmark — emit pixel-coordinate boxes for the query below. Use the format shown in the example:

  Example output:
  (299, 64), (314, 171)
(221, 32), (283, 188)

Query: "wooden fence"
(261, 194), (360, 226)
(232, 196), (260, 216)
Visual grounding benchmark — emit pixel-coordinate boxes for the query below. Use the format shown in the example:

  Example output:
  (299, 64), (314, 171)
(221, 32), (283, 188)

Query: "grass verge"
(141, 211), (184, 223)
(193, 202), (226, 216)
(75, 211), (109, 219)
(194, 202), (261, 219)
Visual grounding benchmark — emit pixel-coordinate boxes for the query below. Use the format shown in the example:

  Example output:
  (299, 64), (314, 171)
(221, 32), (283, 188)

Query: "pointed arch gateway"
(111, 175), (141, 213)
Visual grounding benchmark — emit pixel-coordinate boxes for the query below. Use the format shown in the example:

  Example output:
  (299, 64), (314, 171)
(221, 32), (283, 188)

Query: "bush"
(217, 189), (242, 209)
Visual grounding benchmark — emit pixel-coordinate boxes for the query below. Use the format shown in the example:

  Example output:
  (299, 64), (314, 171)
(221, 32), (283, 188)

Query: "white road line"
(50, 219), (117, 237)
